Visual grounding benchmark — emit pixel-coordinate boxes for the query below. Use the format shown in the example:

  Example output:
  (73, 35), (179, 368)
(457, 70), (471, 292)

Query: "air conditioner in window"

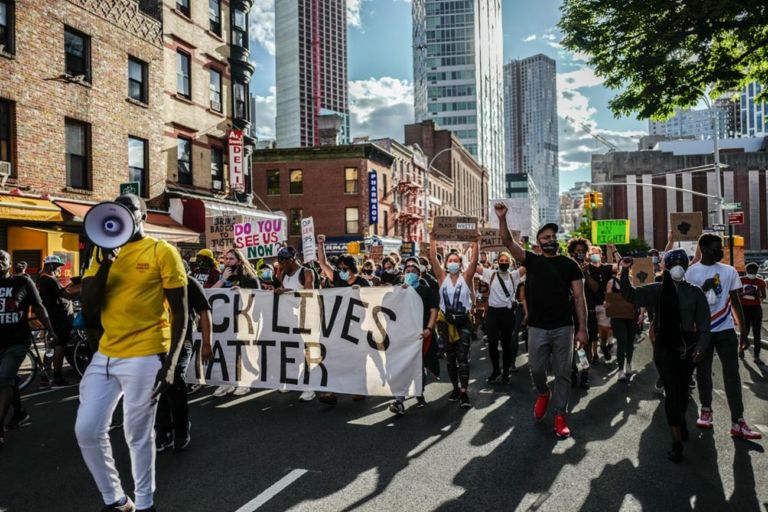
(0, 161), (12, 188)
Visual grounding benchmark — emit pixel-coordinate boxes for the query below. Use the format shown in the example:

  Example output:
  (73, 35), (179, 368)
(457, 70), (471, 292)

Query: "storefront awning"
(0, 195), (63, 222)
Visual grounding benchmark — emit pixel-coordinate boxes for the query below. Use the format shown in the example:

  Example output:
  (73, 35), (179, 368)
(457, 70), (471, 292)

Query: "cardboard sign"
(205, 215), (243, 252)
(591, 220), (630, 245)
(479, 228), (508, 252)
(370, 245), (384, 263)
(301, 217), (316, 263)
(631, 257), (656, 286)
(419, 242), (430, 257)
(670, 212), (703, 242)
(233, 218), (286, 259)
(433, 216), (478, 242)
(488, 198), (532, 237)
(400, 241), (416, 257)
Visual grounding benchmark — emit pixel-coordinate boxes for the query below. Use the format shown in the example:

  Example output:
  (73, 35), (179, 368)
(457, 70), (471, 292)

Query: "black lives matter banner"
(186, 287), (424, 397)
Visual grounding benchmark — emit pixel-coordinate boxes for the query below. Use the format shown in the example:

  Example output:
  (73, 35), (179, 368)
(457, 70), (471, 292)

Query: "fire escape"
(394, 178), (424, 241)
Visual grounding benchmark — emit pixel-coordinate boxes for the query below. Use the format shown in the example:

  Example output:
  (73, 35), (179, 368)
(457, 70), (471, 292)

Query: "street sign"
(590, 219), (630, 245)
(369, 172), (378, 224)
(722, 202), (741, 210)
(119, 182), (140, 195)
(712, 224), (727, 232)
(728, 211), (745, 225)
(228, 130), (245, 192)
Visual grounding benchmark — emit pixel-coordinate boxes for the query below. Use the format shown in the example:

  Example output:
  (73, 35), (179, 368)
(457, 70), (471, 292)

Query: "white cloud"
(253, 87), (276, 140)
(522, 34), (537, 43)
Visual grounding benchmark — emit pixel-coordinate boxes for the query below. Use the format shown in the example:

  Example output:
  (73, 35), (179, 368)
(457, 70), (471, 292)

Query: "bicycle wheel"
(17, 349), (39, 391)
(72, 336), (93, 377)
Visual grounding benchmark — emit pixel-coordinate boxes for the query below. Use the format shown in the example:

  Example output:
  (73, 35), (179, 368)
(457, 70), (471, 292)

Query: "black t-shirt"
(37, 274), (73, 323)
(332, 270), (371, 288)
(225, 271), (261, 289)
(585, 264), (613, 309)
(414, 279), (439, 329)
(380, 271), (401, 285)
(422, 272), (440, 296)
(523, 251), (583, 330)
(0, 275), (43, 348)
(186, 278), (212, 342)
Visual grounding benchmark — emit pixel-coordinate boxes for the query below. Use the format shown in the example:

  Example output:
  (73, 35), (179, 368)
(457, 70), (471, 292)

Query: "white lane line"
(234, 469), (308, 512)
(188, 392), (216, 405)
(216, 389), (275, 409)
(21, 385), (79, 400)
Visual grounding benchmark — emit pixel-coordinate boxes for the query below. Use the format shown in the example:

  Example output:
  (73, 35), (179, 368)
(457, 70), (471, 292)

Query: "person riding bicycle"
(0, 250), (58, 448)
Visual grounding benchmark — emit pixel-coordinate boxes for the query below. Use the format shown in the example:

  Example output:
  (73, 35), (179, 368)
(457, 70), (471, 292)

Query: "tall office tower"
(740, 81), (767, 137)
(648, 107), (729, 139)
(275, 0), (350, 147)
(412, 0), (505, 199)
(504, 54), (559, 224)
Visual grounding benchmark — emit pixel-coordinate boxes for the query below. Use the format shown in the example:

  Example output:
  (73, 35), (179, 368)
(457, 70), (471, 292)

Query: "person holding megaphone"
(76, 194), (188, 512)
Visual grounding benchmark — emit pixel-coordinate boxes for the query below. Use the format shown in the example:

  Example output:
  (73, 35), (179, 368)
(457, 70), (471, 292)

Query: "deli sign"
(229, 130), (245, 192)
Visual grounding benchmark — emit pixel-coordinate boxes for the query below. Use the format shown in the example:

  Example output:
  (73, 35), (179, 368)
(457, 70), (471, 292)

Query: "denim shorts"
(0, 344), (28, 389)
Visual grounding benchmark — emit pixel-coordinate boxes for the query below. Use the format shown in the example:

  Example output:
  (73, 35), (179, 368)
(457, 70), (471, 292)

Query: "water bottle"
(576, 348), (590, 371)
(43, 334), (55, 369)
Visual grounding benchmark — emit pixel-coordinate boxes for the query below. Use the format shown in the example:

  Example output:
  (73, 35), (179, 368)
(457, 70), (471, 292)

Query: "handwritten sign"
(301, 217), (316, 263)
(479, 228), (509, 252)
(205, 215), (243, 252)
(631, 257), (656, 286)
(591, 219), (630, 245)
(670, 212), (703, 242)
(433, 216), (478, 242)
(234, 218), (285, 259)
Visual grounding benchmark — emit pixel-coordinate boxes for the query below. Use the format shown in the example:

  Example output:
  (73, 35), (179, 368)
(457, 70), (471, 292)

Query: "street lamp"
(423, 147), (458, 242)
(701, 92), (724, 226)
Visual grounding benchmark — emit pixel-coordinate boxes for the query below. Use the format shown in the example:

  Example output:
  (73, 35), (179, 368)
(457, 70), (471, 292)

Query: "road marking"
(188, 392), (216, 405)
(216, 389), (275, 409)
(21, 385), (78, 400)
(234, 468), (308, 512)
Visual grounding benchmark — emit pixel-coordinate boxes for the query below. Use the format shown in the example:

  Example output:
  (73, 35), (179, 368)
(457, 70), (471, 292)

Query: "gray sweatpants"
(528, 326), (575, 415)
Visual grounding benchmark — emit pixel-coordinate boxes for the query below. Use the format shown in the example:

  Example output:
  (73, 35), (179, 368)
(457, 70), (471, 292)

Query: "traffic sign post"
(722, 202), (741, 211)
(119, 182), (140, 195)
(728, 211), (744, 225)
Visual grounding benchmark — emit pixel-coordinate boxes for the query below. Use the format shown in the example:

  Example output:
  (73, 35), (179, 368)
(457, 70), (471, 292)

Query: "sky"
(247, 0), (648, 193)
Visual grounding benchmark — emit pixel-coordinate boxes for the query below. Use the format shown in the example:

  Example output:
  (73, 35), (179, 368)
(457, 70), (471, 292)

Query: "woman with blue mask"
(428, 232), (480, 408)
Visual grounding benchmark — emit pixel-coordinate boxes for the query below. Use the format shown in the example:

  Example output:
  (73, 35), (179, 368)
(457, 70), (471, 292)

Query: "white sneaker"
(233, 386), (251, 396)
(213, 385), (235, 397)
(299, 391), (316, 402)
(618, 370), (628, 381)
(625, 363), (633, 375)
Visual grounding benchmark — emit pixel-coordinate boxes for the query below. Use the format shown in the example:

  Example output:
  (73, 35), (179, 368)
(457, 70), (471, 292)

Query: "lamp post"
(423, 147), (457, 242)
(701, 93), (724, 226)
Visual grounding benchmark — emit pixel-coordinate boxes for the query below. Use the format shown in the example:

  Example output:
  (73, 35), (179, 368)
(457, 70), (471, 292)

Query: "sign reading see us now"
(591, 219), (630, 245)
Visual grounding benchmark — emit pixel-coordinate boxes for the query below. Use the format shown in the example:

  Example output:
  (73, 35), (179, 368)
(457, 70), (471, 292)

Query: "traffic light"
(595, 192), (603, 208)
(584, 192), (594, 210)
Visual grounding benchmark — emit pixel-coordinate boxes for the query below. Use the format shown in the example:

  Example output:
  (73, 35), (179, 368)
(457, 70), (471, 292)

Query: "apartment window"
(208, 0), (221, 35)
(128, 57), (147, 103)
(290, 208), (303, 236)
(233, 82), (246, 119)
(176, 51), (190, 99)
(177, 137), (192, 185)
(0, 1), (15, 54)
(176, 0), (190, 17)
(232, 9), (247, 47)
(344, 167), (358, 193)
(128, 136), (148, 197)
(209, 68), (222, 112)
(289, 169), (303, 194)
(0, 99), (13, 170)
(345, 207), (359, 234)
(64, 27), (90, 81)
(65, 119), (90, 189)
(266, 169), (280, 195)
(211, 146), (223, 190)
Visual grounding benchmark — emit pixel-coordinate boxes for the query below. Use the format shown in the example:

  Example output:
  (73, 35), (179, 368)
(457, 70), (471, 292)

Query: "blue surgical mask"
(261, 270), (273, 281)
(590, 254), (601, 264)
(339, 270), (351, 281)
(447, 262), (460, 274)
(404, 272), (419, 287)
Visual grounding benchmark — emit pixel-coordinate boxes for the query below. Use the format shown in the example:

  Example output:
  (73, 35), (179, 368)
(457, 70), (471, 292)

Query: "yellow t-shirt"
(84, 236), (187, 358)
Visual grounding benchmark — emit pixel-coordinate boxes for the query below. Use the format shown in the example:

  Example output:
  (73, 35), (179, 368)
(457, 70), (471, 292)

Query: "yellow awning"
(0, 195), (63, 222)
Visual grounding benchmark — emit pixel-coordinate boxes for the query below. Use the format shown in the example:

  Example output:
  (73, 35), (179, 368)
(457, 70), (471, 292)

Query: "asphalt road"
(2, 333), (767, 512)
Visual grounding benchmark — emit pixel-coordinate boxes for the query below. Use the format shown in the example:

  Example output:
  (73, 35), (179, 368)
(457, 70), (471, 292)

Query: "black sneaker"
(101, 496), (135, 511)
(580, 371), (590, 390)
(500, 373), (510, 384)
(156, 431), (173, 453)
(174, 421), (191, 452)
(459, 392), (471, 408)
(601, 344), (612, 362)
(388, 400), (405, 416)
(486, 372), (501, 384)
(416, 396), (428, 408)
(7, 410), (31, 429)
(448, 388), (461, 402)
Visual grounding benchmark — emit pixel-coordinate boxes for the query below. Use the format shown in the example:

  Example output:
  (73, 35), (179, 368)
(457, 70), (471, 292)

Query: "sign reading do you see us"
(186, 287), (424, 397)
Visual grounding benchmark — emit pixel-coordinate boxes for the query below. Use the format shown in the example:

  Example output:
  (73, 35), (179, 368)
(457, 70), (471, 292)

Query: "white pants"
(75, 351), (161, 509)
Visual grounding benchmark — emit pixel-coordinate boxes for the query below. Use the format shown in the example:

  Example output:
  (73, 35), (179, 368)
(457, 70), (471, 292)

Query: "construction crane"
(565, 116), (619, 152)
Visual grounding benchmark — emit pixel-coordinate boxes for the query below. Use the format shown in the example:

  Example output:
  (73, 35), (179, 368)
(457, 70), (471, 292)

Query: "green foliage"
(559, 0), (768, 119)
(616, 238), (651, 256)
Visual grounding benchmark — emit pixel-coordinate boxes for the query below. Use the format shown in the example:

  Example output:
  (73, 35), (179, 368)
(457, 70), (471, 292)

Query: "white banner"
(488, 198), (532, 237)
(301, 217), (317, 262)
(186, 287), (424, 397)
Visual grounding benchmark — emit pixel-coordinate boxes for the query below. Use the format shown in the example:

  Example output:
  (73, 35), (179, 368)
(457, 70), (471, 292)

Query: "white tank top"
(281, 267), (305, 290)
(439, 274), (472, 314)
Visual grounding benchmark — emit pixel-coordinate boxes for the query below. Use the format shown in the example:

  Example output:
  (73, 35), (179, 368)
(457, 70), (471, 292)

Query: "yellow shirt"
(84, 236), (187, 358)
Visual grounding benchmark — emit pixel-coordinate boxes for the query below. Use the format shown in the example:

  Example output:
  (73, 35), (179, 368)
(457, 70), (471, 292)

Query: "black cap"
(536, 223), (559, 239)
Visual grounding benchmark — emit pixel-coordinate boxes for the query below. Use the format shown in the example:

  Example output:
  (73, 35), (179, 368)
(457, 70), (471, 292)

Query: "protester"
(739, 262), (765, 365)
(212, 249), (261, 290)
(389, 257), (439, 415)
(0, 250), (58, 448)
(429, 233), (480, 408)
(686, 234), (762, 440)
(37, 255), (78, 387)
(190, 249), (220, 288)
(76, 194), (188, 512)
(155, 261), (212, 453)
(13, 261), (28, 275)
(619, 250), (710, 461)
(476, 252), (525, 383)
(419, 256), (439, 295)
(360, 259), (381, 286)
(496, 204), (587, 438)
(379, 256), (401, 285)
(605, 257), (639, 381)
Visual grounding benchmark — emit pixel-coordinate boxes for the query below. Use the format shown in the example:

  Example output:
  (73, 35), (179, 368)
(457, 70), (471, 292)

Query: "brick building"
(251, 144), (396, 251)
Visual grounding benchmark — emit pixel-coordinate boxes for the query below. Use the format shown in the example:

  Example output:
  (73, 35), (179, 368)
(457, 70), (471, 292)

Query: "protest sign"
(591, 220), (630, 245)
(400, 241), (416, 257)
(419, 242), (430, 257)
(488, 198), (532, 237)
(670, 212), (703, 242)
(479, 228), (507, 252)
(631, 257), (656, 286)
(205, 215), (242, 252)
(301, 217), (316, 262)
(186, 287), (424, 397)
(433, 216), (478, 242)
(233, 218), (286, 259)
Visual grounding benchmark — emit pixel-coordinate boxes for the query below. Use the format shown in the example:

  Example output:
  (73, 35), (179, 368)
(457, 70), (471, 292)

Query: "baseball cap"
(44, 256), (64, 266)
(536, 223), (559, 239)
(197, 249), (215, 261)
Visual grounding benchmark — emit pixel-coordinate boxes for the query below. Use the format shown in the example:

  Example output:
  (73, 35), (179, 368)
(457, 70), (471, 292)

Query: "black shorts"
(53, 321), (72, 347)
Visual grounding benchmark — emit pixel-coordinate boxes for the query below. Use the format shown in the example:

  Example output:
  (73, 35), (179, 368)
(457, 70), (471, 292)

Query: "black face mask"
(575, 253), (585, 262)
(713, 249), (724, 262)
(541, 241), (559, 254)
(363, 268), (373, 275)
(498, 263), (510, 272)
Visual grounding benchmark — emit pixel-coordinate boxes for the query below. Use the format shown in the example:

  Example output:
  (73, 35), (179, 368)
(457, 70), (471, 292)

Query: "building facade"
(412, 0), (505, 199)
(648, 107), (729, 140)
(503, 54), (559, 224)
(275, 0), (349, 148)
(740, 81), (766, 138)
(404, 120), (488, 226)
(592, 137), (768, 252)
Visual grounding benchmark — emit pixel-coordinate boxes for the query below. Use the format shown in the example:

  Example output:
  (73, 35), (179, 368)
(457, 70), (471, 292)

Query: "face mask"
(418, 264), (426, 273)
(498, 263), (510, 272)
(747, 273), (758, 280)
(261, 270), (273, 281)
(652, 256), (659, 264)
(363, 268), (373, 275)
(575, 253), (585, 262)
(218, 264), (225, 272)
(447, 262), (461, 274)
(590, 254), (601, 264)
(404, 273), (420, 287)
(385, 268), (398, 275)
(339, 270), (351, 281)
(541, 241), (559, 254)
(669, 265), (686, 282)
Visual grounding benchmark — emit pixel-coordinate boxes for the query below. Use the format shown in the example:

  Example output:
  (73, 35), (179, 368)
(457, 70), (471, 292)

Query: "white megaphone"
(83, 201), (137, 250)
